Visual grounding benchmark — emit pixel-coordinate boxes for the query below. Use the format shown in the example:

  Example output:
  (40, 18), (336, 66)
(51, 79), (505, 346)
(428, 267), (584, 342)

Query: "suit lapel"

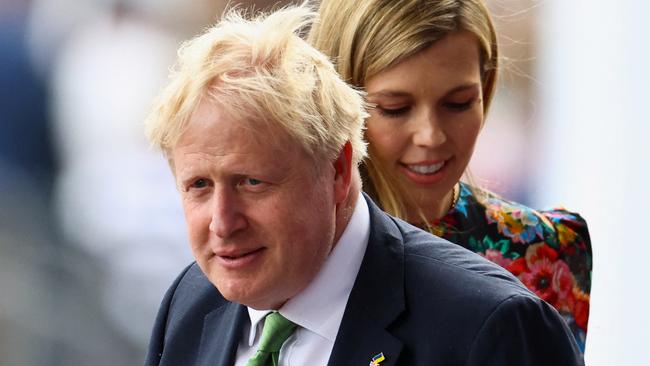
(196, 302), (247, 366)
(328, 314), (403, 366)
(328, 196), (406, 366)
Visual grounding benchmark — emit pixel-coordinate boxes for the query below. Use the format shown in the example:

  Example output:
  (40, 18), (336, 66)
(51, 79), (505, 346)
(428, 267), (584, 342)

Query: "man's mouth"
(217, 247), (266, 261)
(212, 247), (267, 270)
(220, 247), (265, 260)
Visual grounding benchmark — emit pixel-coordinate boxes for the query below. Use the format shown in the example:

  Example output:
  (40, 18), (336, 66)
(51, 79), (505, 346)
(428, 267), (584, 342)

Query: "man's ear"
(333, 141), (353, 204)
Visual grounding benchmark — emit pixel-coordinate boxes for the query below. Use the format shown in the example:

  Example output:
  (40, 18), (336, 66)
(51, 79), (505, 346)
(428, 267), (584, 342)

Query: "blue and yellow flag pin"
(369, 352), (385, 365)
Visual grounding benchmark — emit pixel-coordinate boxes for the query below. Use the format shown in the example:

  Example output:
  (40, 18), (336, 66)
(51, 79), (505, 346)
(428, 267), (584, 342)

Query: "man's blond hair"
(145, 5), (368, 166)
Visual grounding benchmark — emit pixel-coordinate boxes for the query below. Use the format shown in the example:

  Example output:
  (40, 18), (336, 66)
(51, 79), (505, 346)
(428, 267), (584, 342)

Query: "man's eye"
(191, 179), (209, 189)
(238, 177), (268, 191)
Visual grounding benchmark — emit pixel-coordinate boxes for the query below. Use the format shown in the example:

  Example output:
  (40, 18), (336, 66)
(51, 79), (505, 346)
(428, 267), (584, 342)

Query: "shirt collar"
(246, 192), (370, 344)
(246, 309), (271, 346)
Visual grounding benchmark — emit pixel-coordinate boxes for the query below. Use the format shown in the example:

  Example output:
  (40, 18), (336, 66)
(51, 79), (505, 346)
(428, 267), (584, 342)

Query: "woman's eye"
(444, 99), (474, 111)
(377, 106), (411, 118)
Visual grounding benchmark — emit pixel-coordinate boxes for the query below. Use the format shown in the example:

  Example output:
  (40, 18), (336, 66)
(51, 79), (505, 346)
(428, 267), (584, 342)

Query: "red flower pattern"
(431, 183), (591, 350)
(513, 243), (587, 332)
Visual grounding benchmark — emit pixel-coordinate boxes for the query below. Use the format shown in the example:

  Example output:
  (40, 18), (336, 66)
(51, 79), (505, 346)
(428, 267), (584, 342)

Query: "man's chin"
(217, 281), (292, 310)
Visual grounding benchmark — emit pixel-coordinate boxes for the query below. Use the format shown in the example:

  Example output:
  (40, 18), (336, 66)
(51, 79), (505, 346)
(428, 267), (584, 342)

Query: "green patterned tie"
(246, 312), (297, 366)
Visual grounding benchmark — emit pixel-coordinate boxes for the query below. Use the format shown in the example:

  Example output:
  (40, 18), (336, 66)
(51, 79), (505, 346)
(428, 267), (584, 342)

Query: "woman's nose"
(412, 110), (446, 147)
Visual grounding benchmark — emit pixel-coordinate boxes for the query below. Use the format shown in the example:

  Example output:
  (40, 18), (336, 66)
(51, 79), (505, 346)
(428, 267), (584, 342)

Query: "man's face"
(170, 100), (340, 310)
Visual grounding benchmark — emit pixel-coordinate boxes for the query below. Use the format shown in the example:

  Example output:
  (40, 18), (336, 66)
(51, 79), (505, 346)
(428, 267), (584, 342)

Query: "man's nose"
(412, 110), (446, 147)
(208, 190), (248, 238)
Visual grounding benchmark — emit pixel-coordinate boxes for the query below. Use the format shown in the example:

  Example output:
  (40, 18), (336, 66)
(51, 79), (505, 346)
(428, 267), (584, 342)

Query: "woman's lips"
(406, 161), (445, 174)
(399, 160), (449, 185)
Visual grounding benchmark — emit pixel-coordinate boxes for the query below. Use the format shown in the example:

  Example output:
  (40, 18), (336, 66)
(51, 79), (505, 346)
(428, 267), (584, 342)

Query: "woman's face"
(365, 31), (484, 221)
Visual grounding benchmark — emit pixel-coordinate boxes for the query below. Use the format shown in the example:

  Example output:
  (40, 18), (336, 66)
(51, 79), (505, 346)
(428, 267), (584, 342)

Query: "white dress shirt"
(234, 193), (370, 366)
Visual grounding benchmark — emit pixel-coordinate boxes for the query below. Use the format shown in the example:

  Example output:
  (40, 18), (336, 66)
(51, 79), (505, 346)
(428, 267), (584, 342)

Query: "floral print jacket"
(430, 182), (592, 352)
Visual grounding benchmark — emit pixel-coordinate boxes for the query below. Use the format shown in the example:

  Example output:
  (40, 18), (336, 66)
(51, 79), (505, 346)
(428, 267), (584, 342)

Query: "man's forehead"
(170, 137), (297, 181)
(173, 113), (297, 161)
(182, 99), (288, 143)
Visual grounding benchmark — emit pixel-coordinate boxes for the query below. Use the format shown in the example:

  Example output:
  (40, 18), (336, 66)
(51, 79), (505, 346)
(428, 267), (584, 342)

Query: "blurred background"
(0, 0), (647, 365)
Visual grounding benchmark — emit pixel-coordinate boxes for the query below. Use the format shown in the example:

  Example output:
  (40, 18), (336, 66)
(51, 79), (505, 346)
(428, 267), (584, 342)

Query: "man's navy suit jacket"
(145, 196), (583, 366)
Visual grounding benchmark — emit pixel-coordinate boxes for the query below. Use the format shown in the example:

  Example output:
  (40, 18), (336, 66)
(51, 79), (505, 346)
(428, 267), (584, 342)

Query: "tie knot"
(257, 312), (297, 353)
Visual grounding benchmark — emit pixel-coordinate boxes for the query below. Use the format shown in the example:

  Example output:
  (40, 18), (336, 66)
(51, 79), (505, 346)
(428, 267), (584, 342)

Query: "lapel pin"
(369, 352), (385, 366)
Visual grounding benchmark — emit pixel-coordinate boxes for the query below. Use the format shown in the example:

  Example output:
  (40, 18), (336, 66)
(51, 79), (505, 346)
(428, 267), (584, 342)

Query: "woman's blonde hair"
(145, 5), (368, 167)
(308, 0), (498, 222)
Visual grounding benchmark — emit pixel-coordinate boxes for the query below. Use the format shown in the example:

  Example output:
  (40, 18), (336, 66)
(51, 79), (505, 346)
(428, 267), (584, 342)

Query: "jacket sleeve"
(466, 294), (584, 366)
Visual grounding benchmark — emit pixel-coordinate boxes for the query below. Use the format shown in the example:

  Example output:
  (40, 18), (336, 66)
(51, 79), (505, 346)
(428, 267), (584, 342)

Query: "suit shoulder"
(466, 293), (583, 365)
(385, 219), (582, 364)
(394, 217), (533, 302)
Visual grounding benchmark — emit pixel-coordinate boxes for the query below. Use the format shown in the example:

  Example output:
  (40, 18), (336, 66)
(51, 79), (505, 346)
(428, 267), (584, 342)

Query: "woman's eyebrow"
(366, 90), (411, 99)
(445, 83), (481, 95)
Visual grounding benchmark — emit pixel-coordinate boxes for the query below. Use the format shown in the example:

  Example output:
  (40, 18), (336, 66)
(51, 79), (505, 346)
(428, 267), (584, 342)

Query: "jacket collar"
(327, 194), (405, 366)
(196, 302), (247, 366)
